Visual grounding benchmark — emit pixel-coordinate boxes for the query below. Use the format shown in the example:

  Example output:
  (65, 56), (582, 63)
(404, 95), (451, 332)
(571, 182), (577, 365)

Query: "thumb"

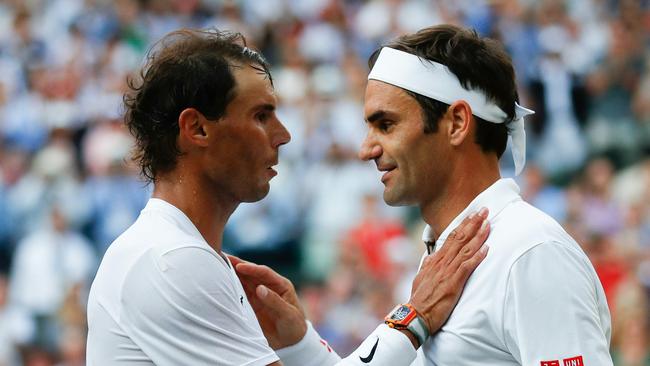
(256, 285), (290, 317)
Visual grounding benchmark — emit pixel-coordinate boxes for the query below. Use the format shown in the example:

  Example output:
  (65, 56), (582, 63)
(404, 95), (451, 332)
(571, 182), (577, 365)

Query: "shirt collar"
(142, 198), (206, 242)
(140, 198), (233, 268)
(421, 178), (522, 251)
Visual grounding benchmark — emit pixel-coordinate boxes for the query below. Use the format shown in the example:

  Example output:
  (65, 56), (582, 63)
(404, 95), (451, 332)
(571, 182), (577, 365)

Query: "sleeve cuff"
(276, 322), (418, 366)
(275, 321), (341, 366)
(343, 324), (417, 365)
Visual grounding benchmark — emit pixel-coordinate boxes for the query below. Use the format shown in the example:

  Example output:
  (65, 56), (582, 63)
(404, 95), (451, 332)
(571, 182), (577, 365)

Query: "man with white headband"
(238, 24), (613, 365)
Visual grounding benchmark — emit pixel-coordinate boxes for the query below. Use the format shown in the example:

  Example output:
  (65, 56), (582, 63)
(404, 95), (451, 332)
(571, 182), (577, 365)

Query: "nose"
(272, 118), (291, 148)
(358, 132), (382, 161)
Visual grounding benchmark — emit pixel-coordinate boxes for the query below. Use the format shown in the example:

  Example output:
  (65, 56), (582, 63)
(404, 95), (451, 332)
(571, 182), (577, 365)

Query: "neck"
(152, 170), (238, 253)
(420, 157), (500, 239)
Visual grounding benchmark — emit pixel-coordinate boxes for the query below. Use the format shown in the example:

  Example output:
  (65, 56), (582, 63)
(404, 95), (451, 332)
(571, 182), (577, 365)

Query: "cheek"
(239, 132), (268, 162)
(217, 126), (267, 159)
(403, 143), (437, 180)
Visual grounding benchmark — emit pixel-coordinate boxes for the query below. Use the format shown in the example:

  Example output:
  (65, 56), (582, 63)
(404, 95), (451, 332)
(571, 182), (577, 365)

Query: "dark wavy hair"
(369, 24), (518, 158)
(124, 28), (272, 182)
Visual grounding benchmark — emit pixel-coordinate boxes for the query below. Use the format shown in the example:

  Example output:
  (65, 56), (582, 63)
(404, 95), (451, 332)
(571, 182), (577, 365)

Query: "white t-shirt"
(86, 198), (279, 366)
(416, 179), (612, 366)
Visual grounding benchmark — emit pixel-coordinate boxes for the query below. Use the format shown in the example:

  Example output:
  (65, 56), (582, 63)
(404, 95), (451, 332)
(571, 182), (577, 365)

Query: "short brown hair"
(369, 24), (519, 158)
(124, 29), (271, 182)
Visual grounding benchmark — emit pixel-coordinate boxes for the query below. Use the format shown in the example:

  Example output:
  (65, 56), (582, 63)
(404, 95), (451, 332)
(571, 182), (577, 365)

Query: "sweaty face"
(203, 65), (290, 203)
(359, 80), (449, 207)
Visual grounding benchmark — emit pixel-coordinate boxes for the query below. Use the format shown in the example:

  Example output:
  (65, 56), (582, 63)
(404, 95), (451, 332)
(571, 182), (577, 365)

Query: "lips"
(377, 164), (397, 184)
(266, 161), (278, 178)
(380, 169), (395, 183)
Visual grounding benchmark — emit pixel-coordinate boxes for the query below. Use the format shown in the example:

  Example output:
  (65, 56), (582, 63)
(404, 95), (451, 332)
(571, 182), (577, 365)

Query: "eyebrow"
(255, 103), (276, 112)
(366, 110), (387, 123)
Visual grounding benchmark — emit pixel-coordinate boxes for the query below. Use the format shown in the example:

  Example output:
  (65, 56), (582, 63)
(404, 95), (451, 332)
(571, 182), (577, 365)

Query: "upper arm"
(503, 241), (612, 366)
(120, 246), (278, 366)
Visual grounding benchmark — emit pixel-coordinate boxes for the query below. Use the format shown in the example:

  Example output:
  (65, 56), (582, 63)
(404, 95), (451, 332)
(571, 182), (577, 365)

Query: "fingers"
(236, 263), (285, 286)
(253, 285), (308, 349)
(227, 254), (246, 267)
(447, 218), (490, 271)
(455, 244), (489, 281)
(408, 209), (491, 335)
(437, 208), (489, 265)
(235, 262), (293, 295)
(412, 241), (490, 334)
(448, 244), (489, 307)
(447, 218), (490, 298)
(255, 284), (293, 318)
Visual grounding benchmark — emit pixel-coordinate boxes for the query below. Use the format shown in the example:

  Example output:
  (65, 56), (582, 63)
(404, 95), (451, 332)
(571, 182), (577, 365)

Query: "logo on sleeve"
(563, 356), (584, 366)
(320, 339), (332, 353)
(541, 356), (584, 366)
(359, 337), (379, 363)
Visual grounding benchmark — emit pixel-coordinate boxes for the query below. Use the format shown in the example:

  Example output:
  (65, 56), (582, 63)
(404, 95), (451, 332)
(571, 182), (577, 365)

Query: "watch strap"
(384, 303), (429, 347)
(406, 315), (429, 347)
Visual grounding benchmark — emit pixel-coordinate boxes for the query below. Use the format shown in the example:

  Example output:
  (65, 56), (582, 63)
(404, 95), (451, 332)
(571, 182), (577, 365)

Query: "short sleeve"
(503, 241), (612, 366)
(119, 246), (278, 366)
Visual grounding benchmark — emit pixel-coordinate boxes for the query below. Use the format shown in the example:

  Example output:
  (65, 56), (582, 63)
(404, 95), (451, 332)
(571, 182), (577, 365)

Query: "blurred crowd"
(0, 0), (648, 365)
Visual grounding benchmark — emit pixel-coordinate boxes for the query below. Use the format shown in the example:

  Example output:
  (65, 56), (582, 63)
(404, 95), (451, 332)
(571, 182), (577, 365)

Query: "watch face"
(390, 305), (411, 321)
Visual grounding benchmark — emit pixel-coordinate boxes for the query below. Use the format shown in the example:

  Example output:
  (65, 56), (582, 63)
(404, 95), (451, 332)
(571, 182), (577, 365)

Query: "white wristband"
(276, 322), (417, 366)
(275, 321), (342, 366)
(342, 324), (417, 365)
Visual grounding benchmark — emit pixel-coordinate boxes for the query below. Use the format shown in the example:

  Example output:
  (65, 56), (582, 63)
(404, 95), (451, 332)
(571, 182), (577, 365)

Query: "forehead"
(364, 80), (419, 118)
(230, 65), (276, 106)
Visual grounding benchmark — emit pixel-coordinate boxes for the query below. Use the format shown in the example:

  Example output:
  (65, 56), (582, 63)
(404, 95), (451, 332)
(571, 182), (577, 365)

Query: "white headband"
(368, 47), (534, 175)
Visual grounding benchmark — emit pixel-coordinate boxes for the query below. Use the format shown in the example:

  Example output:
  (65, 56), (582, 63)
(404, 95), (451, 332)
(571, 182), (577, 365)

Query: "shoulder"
(509, 241), (595, 284)
(120, 244), (235, 307)
(498, 200), (566, 237)
(484, 201), (598, 293)
(92, 214), (228, 319)
(489, 200), (580, 260)
(105, 208), (210, 267)
(501, 241), (612, 364)
(502, 240), (604, 316)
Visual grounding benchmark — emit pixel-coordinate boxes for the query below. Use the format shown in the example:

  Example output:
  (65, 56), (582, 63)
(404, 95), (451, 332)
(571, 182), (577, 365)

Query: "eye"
(377, 120), (394, 132)
(256, 111), (271, 123)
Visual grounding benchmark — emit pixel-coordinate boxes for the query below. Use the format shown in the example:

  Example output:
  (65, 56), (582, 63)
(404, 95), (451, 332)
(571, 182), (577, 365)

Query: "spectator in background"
(580, 157), (624, 236)
(585, 0), (647, 166)
(519, 163), (567, 222)
(342, 194), (406, 280)
(2, 65), (50, 153)
(611, 278), (650, 366)
(301, 143), (381, 280)
(582, 233), (629, 314)
(55, 327), (85, 366)
(6, 133), (90, 240)
(526, 0), (590, 176)
(81, 118), (149, 255)
(0, 273), (34, 366)
(9, 205), (95, 352)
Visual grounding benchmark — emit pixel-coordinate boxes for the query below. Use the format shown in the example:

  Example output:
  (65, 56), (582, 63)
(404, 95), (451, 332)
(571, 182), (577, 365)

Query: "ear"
(446, 101), (473, 147)
(178, 108), (209, 148)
